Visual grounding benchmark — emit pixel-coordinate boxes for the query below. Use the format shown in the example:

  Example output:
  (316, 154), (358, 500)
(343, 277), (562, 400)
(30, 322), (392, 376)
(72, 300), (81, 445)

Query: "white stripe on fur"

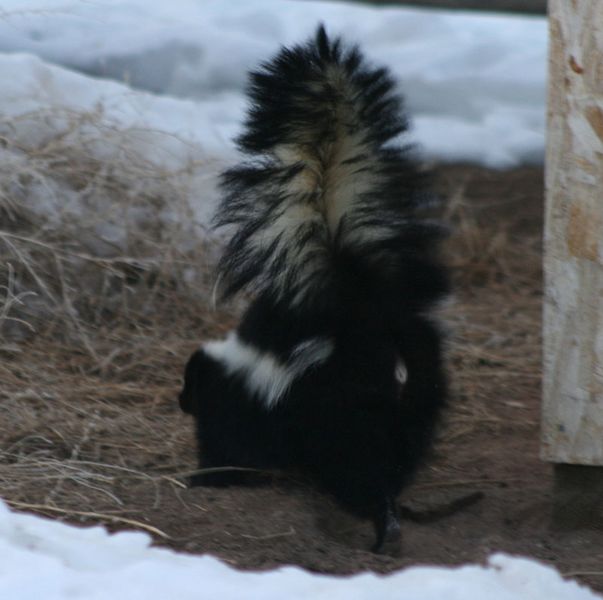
(203, 333), (334, 408)
(395, 358), (408, 385)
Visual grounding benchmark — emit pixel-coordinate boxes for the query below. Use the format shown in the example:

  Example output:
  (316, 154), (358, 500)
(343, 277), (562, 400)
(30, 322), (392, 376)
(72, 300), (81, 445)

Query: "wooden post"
(542, 0), (603, 528)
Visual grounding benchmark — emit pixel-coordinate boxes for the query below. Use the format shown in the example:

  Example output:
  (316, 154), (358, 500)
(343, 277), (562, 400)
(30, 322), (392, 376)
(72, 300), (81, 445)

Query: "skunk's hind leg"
(372, 496), (401, 554)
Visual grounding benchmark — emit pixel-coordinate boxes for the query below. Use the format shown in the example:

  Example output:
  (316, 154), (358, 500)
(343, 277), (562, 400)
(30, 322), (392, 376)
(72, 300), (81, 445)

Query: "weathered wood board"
(542, 1), (603, 466)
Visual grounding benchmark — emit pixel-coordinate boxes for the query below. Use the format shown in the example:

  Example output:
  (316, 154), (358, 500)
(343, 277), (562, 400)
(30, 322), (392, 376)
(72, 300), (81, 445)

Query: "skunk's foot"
(371, 498), (401, 555)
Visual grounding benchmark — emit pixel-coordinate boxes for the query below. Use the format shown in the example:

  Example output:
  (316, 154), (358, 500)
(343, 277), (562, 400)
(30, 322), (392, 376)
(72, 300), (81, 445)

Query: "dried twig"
(5, 499), (170, 539)
(241, 527), (296, 540)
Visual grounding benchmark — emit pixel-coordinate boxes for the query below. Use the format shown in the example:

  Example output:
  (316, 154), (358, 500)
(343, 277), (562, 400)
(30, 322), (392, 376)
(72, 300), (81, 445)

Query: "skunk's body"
(179, 27), (449, 552)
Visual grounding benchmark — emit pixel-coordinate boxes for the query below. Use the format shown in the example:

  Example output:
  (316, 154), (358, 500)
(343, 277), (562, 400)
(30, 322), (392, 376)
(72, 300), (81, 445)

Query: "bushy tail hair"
(215, 25), (445, 308)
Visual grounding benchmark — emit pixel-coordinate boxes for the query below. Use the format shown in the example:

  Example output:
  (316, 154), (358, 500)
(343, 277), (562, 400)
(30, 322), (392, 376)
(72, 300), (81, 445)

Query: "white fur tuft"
(204, 333), (334, 408)
(395, 358), (408, 385)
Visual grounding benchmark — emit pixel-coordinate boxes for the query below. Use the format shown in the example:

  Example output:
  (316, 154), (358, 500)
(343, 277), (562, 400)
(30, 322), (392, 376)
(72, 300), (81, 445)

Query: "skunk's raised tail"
(215, 25), (444, 307)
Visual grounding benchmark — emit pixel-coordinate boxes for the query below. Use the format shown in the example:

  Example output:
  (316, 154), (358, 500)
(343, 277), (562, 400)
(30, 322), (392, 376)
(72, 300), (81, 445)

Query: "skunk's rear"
(183, 26), (450, 554)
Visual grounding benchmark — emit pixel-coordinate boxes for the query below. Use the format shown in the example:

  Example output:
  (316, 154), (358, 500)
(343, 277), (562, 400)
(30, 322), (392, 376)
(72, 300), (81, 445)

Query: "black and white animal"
(179, 26), (449, 553)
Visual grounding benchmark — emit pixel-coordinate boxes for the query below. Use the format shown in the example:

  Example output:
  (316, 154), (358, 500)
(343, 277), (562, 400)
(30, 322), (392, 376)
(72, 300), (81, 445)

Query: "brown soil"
(3, 165), (603, 592)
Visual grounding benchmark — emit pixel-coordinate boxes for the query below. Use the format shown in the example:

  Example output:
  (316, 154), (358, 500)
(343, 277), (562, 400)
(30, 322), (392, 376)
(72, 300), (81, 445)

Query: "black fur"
(179, 25), (449, 552)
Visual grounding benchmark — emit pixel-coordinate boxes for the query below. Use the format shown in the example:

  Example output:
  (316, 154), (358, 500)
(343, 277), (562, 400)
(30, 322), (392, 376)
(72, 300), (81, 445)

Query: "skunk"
(179, 25), (449, 553)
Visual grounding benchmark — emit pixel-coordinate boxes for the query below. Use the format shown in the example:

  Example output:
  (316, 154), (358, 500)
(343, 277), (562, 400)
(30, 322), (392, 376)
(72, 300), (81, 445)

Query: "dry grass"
(0, 109), (544, 539)
(0, 107), (232, 525)
(0, 107), (218, 341)
(440, 167), (542, 288)
(433, 165), (543, 447)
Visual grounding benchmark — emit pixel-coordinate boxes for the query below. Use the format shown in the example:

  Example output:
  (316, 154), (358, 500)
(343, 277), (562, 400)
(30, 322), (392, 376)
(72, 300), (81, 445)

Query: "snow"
(0, 51), (227, 251)
(0, 0), (548, 250)
(0, 0), (547, 168)
(0, 499), (599, 600)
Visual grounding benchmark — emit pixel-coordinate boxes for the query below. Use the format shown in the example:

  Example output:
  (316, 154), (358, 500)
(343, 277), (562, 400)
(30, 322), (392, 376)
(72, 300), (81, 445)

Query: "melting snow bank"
(0, 52), (223, 327)
(0, 52), (228, 249)
(0, 0), (546, 167)
(0, 500), (599, 600)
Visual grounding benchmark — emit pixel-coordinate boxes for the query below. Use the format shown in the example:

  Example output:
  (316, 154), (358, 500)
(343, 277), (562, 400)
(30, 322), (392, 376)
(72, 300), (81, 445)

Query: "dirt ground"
(2, 164), (603, 593)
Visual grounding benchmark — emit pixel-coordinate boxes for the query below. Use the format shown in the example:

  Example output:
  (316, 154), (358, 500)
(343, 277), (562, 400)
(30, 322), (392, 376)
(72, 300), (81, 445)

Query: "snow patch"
(0, 0), (547, 168)
(0, 499), (599, 600)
